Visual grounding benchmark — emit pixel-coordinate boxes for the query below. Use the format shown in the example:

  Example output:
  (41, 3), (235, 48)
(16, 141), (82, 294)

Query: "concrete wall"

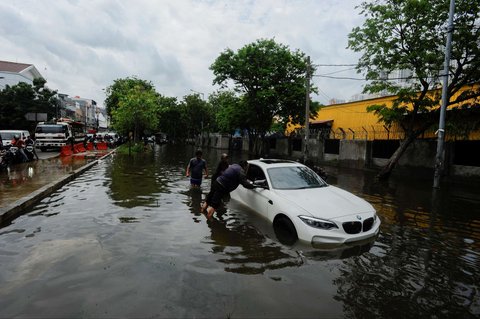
(266, 136), (480, 178)
(397, 140), (436, 168)
(339, 140), (367, 168)
(198, 133), (479, 178)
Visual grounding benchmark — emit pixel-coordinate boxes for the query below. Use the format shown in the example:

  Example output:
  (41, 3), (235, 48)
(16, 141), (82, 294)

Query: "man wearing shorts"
(186, 149), (208, 188)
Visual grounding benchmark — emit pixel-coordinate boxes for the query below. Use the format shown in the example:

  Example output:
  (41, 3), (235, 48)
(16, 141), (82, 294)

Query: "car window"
(267, 166), (327, 189)
(247, 164), (267, 181)
(36, 125), (67, 133)
(0, 132), (15, 140)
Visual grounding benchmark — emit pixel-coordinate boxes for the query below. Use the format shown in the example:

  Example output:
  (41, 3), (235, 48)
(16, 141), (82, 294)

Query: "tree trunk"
(377, 133), (417, 180)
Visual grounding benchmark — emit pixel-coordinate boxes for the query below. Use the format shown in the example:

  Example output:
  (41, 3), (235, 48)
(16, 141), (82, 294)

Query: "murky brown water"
(0, 144), (479, 318)
(0, 154), (91, 205)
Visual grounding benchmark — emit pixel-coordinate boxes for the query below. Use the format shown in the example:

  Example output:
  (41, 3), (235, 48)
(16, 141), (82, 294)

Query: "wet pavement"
(0, 144), (479, 318)
(0, 149), (109, 206)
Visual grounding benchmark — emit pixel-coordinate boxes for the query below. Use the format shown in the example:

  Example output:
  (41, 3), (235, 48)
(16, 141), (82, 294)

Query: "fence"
(294, 124), (477, 142)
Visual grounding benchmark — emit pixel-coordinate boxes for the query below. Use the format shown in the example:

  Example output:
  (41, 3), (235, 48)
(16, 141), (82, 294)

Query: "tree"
(156, 95), (185, 142)
(348, 0), (480, 180)
(104, 77), (159, 141)
(208, 90), (251, 134)
(0, 78), (57, 132)
(180, 93), (213, 140)
(210, 38), (315, 155)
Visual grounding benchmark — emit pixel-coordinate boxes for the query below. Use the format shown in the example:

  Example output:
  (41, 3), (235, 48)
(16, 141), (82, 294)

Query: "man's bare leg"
(206, 206), (216, 219)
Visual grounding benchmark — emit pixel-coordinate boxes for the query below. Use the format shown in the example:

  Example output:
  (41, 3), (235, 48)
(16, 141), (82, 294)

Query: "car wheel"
(273, 215), (298, 245)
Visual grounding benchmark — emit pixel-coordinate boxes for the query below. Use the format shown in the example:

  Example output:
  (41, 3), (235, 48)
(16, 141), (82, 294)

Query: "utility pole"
(433, 0), (455, 188)
(303, 56), (311, 163)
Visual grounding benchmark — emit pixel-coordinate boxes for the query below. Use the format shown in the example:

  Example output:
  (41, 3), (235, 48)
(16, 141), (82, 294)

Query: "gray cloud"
(1, 0), (366, 106)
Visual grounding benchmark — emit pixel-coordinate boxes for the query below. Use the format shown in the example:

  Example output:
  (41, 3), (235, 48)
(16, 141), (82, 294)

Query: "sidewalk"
(0, 149), (112, 219)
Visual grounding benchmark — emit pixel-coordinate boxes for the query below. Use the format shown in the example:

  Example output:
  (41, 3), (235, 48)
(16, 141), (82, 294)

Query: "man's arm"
(186, 160), (191, 177)
(239, 170), (254, 189)
(204, 162), (209, 177)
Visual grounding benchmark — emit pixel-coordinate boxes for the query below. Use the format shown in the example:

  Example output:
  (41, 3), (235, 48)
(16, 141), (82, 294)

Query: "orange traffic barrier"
(60, 145), (73, 156)
(97, 142), (108, 150)
(75, 143), (86, 153)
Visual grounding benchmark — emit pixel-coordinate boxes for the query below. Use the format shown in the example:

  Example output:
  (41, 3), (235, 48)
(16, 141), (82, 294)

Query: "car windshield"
(36, 125), (67, 134)
(267, 166), (327, 189)
(0, 132), (16, 140)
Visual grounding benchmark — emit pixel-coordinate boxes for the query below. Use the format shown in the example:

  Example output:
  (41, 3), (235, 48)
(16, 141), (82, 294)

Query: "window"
(246, 164), (266, 182)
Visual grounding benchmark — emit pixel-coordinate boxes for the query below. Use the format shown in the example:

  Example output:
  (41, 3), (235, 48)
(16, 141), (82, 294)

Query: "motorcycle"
(24, 141), (36, 161)
(1, 145), (25, 167)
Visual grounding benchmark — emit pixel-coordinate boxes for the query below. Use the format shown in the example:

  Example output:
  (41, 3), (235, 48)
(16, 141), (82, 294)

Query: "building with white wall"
(0, 60), (43, 89)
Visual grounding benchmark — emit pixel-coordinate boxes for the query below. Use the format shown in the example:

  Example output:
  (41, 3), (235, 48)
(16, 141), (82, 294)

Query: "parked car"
(0, 130), (31, 146)
(230, 159), (381, 245)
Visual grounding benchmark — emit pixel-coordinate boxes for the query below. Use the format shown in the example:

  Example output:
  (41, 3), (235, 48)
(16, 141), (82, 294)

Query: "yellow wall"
(288, 85), (480, 141)
(287, 95), (402, 140)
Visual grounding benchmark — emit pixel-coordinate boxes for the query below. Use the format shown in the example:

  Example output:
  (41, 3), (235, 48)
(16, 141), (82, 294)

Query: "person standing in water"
(186, 149), (208, 188)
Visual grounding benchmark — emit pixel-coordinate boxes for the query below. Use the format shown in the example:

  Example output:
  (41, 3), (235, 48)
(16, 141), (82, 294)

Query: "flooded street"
(0, 144), (479, 318)
(0, 154), (91, 205)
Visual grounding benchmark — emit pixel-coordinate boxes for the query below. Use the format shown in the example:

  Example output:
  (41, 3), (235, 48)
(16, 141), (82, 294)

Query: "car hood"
(275, 185), (374, 219)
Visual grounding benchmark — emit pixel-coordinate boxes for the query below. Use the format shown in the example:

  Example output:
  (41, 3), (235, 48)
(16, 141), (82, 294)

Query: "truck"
(34, 119), (86, 151)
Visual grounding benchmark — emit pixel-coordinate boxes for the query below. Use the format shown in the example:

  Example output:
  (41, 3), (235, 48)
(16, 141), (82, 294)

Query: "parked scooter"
(1, 145), (28, 167)
(24, 137), (38, 161)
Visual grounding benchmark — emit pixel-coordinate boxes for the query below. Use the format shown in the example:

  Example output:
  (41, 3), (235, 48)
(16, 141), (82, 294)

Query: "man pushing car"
(201, 160), (254, 218)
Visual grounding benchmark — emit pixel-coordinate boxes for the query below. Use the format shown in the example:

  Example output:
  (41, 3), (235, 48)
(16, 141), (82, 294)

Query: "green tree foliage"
(348, 0), (480, 179)
(104, 77), (159, 141)
(210, 38), (315, 154)
(0, 78), (57, 132)
(208, 90), (251, 134)
(156, 95), (186, 142)
(180, 93), (213, 139)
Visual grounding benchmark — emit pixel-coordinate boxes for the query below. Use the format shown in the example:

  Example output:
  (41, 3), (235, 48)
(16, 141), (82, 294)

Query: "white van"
(0, 130), (31, 146)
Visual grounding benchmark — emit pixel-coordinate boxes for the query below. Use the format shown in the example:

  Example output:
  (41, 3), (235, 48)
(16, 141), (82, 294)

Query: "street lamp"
(190, 89), (205, 146)
(85, 104), (88, 133)
(95, 107), (100, 131)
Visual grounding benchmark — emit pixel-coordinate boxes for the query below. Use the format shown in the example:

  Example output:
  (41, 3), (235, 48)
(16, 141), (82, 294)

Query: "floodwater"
(0, 154), (91, 205)
(0, 144), (479, 318)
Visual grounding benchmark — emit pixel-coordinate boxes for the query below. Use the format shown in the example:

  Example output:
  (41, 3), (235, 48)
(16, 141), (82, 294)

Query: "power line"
(318, 67), (357, 76)
(314, 64), (357, 67)
(313, 74), (367, 81)
(313, 74), (447, 81)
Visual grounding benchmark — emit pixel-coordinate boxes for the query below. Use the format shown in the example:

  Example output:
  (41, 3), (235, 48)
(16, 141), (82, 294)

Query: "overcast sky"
(1, 0), (368, 108)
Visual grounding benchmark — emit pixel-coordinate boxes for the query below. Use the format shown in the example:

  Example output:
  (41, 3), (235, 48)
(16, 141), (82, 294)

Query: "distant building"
(0, 60), (44, 89)
(57, 94), (108, 132)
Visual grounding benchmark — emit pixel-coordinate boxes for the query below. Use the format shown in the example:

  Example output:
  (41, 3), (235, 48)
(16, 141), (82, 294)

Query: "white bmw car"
(230, 159), (381, 245)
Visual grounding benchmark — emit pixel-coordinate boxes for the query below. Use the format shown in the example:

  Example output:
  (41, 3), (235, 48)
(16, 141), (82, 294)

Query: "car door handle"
(268, 200), (273, 205)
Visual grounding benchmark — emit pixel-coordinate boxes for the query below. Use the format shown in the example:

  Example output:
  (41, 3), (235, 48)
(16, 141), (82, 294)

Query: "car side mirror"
(253, 179), (268, 189)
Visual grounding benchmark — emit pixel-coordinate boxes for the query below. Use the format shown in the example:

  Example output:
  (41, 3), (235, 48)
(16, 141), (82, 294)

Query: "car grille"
(342, 217), (375, 234)
(342, 221), (362, 234)
(363, 217), (374, 232)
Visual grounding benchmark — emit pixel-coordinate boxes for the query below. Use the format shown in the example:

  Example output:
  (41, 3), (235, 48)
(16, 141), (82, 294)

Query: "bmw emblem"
(356, 215), (362, 220)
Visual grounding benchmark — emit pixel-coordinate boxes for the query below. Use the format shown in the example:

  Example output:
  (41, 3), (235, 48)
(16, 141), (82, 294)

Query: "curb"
(0, 150), (116, 226)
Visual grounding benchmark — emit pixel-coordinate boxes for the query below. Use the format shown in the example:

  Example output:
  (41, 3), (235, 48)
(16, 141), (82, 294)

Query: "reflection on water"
(205, 209), (304, 275)
(0, 155), (90, 206)
(0, 144), (478, 317)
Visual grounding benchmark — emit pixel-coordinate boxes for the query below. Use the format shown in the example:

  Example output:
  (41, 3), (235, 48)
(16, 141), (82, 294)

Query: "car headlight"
(298, 215), (338, 230)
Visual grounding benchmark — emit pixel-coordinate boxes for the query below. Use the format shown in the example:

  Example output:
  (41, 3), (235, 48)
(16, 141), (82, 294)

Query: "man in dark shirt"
(202, 160), (254, 218)
(186, 149), (208, 188)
